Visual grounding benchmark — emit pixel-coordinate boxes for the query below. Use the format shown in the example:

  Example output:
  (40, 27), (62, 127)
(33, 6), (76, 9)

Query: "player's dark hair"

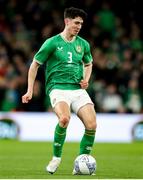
(64, 7), (87, 21)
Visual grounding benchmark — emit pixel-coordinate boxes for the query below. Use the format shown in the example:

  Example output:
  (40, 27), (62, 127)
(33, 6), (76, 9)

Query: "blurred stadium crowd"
(0, 0), (143, 113)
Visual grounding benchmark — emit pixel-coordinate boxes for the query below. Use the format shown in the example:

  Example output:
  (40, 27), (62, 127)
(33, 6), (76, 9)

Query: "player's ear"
(64, 18), (70, 25)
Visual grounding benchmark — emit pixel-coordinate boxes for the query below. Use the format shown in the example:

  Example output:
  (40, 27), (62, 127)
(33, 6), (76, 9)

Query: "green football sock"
(53, 123), (67, 157)
(80, 129), (96, 155)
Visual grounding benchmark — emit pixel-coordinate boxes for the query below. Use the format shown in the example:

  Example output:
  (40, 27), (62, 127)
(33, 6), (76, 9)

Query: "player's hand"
(79, 79), (89, 89)
(22, 92), (32, 103)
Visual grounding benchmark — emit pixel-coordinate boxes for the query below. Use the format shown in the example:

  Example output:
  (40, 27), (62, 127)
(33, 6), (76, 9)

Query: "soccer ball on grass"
(73, 154), (96, 175)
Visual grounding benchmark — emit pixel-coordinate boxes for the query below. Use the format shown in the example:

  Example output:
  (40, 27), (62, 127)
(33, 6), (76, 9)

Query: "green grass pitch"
(0, 140), (143, 179)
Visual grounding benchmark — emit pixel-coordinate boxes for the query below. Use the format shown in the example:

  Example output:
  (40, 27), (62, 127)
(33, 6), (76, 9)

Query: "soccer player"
(22, 7), (97, 174)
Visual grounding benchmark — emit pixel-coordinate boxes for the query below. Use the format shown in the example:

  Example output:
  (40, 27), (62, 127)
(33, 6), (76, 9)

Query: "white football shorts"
(49, 89), (93, 114)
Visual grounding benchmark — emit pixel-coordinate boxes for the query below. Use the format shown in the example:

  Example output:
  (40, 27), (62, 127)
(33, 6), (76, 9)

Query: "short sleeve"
(83, 41), (93, 64)
(34, 37), (56, 65)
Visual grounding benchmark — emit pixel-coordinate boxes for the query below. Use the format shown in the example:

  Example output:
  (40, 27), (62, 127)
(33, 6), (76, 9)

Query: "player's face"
(66, 17), (83, 36)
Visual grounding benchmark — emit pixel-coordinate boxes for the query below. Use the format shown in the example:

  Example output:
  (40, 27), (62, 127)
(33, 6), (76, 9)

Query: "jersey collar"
(60, 33), (76, 43)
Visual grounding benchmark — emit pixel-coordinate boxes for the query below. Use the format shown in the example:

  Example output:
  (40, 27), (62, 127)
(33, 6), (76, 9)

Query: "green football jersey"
(34, 34), (93, 94)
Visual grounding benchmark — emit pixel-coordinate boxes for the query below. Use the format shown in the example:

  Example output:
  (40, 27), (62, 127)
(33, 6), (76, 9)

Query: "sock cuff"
(56, 123), (67, 135)
(85, 129), (96, 136)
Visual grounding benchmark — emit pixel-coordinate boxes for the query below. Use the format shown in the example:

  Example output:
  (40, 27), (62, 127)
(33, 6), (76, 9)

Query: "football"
(73, 154), (96, 175)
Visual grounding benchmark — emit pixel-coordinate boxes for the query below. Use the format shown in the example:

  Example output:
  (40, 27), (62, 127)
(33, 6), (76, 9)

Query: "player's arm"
(22, 60), (40, 103)
(80, 62), (92, 89)
(84, 62), (92, 82)
(80, 40), (93, 89)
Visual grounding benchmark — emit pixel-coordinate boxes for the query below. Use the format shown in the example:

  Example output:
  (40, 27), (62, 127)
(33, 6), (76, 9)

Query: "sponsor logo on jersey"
(57, 47), (63, 51)
(76, 45), (82, 53)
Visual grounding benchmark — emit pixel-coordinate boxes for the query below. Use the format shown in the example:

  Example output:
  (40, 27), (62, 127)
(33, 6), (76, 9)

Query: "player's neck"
(60, 31), (76, 42)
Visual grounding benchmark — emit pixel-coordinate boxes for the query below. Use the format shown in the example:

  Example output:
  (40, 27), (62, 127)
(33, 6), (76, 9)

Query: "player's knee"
(86, 120), (97, 130)
(59, 115), (70, 128)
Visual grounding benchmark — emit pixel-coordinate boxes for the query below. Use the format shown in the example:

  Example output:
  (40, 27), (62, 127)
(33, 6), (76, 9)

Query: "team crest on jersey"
(76, 45), (82, 53)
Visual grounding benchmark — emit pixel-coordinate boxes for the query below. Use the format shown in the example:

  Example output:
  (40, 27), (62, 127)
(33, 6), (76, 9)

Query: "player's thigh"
(77, 104), (97, 130)
(49, 89), (71, 123)
(71, 89), (93, 114)
(54, 101), (71, 120)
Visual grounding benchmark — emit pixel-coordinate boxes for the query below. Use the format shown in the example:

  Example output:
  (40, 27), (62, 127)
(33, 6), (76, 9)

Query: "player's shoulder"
(42, 34), (61, 48)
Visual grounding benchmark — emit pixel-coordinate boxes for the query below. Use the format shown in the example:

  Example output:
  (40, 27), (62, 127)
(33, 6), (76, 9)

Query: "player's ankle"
(52, 156), (61, 161)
